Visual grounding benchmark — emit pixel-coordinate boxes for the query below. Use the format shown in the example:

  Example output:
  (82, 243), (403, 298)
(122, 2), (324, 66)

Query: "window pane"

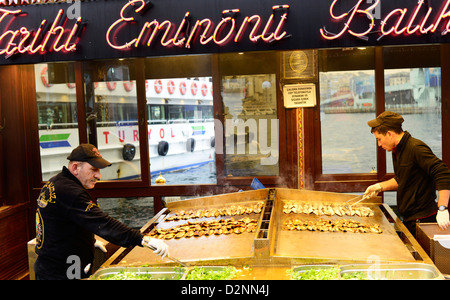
(319, 48), (377, 174)
(83, 60), (141, 180)
(97, 197), (154, 229)
(222, 74), (279, 176)
(35, 63), (79, 181)
(320, 70), (377, 174)
(145, 78), (216, 185)
(385, 68), (442, 173)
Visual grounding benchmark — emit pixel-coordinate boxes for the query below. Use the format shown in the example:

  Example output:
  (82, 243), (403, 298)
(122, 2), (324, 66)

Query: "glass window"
(144, 57), (216, 185)
(97, 197), (154, 229)
(83, 60), (141, 181)
(383, 46), (442, 175)
(35, 62), (79, 181)
(222, 73), (279, 176)
(319, 48), (377, 174)
(385, 67), (442, 173)
(145, 77), (215, 185)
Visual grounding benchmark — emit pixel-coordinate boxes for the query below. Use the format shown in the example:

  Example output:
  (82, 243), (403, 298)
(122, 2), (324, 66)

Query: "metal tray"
(339, 263), (441, 280)
(90, 266), (185, 280)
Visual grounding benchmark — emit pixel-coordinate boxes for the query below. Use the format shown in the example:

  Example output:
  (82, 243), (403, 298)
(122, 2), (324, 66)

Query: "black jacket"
(393, 132), (450, 222)
(35, 166), (144, 279)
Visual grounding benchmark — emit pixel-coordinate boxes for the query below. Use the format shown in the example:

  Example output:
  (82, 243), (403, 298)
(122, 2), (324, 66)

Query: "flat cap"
(367, 111), (404, 128)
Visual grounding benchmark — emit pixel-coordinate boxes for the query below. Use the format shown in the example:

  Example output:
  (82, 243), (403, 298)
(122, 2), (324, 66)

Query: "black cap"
(67, 144), (111, 169)
(367, 111), (404, 129)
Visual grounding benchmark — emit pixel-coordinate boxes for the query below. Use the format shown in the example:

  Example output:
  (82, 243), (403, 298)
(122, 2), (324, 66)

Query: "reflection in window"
(144, 78), (216, 185)
(385, 68), (442, 173)
(97, 197), (154, 229)
(222, 74), (279, 176)
(35, 63), (79, 181)
(83, 60), (141, 181)
(320, 70), (377, 174)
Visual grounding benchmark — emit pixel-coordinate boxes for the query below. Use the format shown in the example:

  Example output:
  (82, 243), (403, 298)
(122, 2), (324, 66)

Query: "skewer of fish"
(149, 217), (258, 240)
(282, 201), (374, 217)
(165, 202), (264, 222)
(283, 218), (382, 234)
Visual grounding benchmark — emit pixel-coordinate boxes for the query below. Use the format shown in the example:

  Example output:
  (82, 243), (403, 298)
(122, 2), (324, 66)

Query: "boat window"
(35, 62), (79, 181)
(318, 48), (377, 174)
(82, 59), (142, 181)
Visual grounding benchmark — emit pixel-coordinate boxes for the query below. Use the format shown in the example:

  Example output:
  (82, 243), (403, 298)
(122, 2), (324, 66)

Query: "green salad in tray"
(101, 270), (154, 280)
(95, 266), (185, 280)
(186, 266), (239, 280)
(287, 267), (340, 280)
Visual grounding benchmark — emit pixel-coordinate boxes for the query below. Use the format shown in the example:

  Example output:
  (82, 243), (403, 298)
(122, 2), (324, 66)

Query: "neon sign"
(106, 0), (290, 50)
(0, 8), (83, 57)
(320, 0), (450, 41)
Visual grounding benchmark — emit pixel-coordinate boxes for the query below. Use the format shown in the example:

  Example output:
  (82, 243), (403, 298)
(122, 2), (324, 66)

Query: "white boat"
(36, 64), (215, 181)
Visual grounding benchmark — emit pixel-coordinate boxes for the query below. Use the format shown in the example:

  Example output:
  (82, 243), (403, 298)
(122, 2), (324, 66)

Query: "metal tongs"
(345, 194), (370, 206)
(145, 244), (188, 267)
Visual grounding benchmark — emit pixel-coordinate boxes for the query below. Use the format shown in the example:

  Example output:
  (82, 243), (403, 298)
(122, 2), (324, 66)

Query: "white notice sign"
(283, 83), (316, 108)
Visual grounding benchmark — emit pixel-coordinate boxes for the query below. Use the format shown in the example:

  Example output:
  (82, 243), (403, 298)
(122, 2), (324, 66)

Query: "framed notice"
(283, 83), (316, 108)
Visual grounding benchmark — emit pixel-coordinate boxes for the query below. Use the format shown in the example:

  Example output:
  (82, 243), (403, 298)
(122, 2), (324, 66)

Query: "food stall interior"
(98, 188), (444, 280)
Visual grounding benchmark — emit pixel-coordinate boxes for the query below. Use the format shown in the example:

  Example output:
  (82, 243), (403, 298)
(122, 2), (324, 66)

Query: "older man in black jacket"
(35, 144), (168, 280)
(365, 111), (450, 236)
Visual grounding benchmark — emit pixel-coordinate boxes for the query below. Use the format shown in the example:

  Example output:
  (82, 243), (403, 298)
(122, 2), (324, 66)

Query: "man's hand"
(437, 209), (450, 230)
(142, 236), (169, 258)
(364, 183), (382, 199)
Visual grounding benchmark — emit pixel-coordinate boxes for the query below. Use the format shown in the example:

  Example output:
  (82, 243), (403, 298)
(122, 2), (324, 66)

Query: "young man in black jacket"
(364, 111), (450, 236)
(35, 144), (168, 280)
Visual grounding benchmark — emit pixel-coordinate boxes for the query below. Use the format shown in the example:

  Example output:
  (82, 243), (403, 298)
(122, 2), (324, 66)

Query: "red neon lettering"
(213, 17), (235, 45)
(432, 0), (450, 33)
(106, 1), (139, 49)
(321, 0), (450, 40)
(404, 0), (433, 34)
(0, 8), (82, 57)
(381, 8), (408, 36)
(158, 20), (174, 47)
(320, 0), (378, 40)
(107, 0), (290, 51)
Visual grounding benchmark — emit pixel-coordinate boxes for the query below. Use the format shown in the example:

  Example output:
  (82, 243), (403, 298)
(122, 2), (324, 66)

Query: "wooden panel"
(0, 204), (30, 279)
(0, 64), (36, 279)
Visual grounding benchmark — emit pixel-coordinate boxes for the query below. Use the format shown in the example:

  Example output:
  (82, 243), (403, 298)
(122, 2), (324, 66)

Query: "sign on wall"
(283, 83), (316, 108)
(1, 0), (450, 65)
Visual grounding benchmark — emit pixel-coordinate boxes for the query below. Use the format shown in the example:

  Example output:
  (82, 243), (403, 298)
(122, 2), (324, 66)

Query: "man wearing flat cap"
(365, 111), (450, 236)
(35, 144), (168, 280)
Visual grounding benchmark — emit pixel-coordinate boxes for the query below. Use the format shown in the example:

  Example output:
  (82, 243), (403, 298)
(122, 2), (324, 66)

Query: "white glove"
(364, 183), (382, 199)
(94, 239), (107, 253)
(437, 209), (450, 230)
(142, 237), (169, 258)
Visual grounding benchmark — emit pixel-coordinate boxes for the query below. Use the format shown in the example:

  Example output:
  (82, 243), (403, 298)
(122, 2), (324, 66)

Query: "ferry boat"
(320, 68), (440, 114)
(36, 64), (215, 181)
